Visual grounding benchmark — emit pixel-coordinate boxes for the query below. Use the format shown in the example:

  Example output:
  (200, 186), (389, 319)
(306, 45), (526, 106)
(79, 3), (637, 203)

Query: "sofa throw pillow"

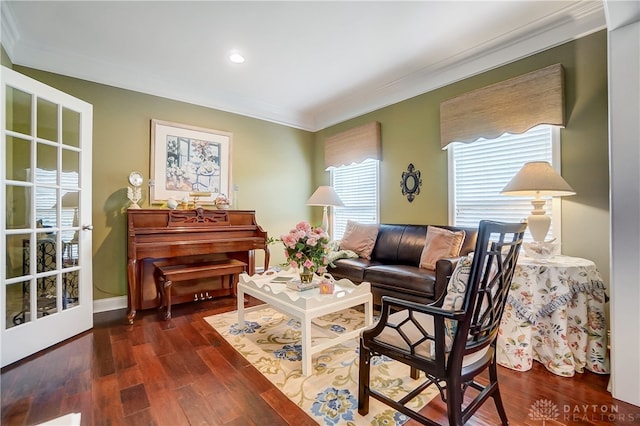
(419, 227), (466, 270)
(339, 220), (379, 260)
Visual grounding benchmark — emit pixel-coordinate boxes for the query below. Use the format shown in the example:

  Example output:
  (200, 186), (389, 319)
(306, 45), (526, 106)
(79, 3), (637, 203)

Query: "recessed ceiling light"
(229, 52), (245, 64)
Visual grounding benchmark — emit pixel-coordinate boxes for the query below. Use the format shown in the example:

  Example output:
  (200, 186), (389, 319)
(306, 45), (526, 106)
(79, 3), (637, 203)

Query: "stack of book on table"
(285, 280), (319, 292)
(269, 275), (319, 291)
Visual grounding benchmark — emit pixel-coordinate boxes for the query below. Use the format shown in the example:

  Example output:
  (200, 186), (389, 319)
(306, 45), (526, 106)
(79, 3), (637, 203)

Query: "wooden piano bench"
(153, 259), (247, 320)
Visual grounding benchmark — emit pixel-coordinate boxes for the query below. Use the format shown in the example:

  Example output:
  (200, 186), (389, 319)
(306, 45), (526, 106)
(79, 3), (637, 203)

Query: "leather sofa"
(328, 224), (478, 306)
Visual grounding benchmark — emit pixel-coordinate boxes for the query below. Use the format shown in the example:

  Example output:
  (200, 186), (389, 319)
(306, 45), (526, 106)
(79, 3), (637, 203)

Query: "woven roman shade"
(440, 64), (565, 149)
(324, 122), (381, 168)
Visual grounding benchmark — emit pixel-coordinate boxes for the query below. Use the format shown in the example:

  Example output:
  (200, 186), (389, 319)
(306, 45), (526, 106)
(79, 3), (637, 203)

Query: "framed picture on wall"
(150, 119), (232, 204)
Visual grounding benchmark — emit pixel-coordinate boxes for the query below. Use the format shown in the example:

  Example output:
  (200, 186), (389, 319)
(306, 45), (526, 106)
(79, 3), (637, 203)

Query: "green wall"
(4, 30), (610, 301)
(315, 31), (610, 282)
(10, 66), (315, 299)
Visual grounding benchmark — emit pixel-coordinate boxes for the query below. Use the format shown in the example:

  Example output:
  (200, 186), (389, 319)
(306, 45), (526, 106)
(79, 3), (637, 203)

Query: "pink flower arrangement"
(280, 221), (329, 274)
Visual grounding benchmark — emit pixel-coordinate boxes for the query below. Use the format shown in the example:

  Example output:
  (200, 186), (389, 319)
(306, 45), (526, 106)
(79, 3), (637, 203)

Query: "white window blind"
(448, 125), (558, 242)
(331, 158), (379, 240)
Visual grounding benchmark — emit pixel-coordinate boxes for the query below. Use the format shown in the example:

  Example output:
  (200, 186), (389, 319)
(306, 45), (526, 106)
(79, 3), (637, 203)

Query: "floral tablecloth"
(497, 255), (610, 377)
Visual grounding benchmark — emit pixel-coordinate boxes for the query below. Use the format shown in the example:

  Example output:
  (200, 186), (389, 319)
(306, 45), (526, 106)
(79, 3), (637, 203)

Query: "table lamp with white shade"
(306, 186), (344, 239)
(501, 161), (575, 243)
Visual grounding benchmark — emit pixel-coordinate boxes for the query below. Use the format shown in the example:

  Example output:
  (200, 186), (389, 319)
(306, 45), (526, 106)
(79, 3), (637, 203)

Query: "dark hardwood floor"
(2, 296), (638, 426)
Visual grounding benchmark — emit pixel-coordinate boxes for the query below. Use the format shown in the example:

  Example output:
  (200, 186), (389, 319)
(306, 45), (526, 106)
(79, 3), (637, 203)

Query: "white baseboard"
(93, 296), (127, 313)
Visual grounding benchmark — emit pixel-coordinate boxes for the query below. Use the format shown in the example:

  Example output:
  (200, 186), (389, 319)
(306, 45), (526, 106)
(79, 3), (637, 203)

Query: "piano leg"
(153, 267), (172, 320)
(163, 279), (172, 320)
(127, 259), (138, 324)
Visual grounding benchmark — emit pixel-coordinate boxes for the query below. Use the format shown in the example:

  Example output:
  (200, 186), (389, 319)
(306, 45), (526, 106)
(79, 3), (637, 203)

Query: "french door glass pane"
(36, 98), (58, 142)
(35, 186), (58, 229)
(62, 271), (79, 310)
(62, 107), (80, 148)
(5, 233), (29, 279)
(36, 142), (57, 180)
(62, 149), (80, 182)
(5, 281), (28, 329)
(5, 86), (32, 135)
(5, 135), (30, 181)
(31, 237), (58, 319)
(6, 185), (30, 228)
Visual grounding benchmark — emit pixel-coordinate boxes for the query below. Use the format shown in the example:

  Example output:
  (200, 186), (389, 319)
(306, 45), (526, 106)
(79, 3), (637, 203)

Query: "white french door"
(1, 66), (93, 367)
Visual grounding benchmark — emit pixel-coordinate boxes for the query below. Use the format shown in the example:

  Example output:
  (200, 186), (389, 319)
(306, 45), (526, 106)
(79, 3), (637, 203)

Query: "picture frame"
(150, 119), (232, 204)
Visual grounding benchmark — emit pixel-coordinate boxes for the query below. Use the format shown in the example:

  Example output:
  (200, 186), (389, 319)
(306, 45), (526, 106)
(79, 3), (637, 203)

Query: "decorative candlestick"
(189, 191), (211, 208)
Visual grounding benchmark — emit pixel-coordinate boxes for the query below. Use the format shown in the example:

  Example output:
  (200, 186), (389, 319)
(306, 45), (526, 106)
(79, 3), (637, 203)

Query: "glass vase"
(299, 267), (314, 283)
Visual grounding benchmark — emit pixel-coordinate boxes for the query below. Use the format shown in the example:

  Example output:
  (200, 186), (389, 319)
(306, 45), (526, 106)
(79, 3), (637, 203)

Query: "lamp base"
(321, 206), (329, 238)
(527, 213), (550, 242)
(527, 198), (550, 242)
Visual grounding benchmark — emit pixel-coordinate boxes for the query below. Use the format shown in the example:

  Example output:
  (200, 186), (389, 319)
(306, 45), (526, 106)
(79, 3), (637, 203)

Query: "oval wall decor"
(401, 163), (422, 202)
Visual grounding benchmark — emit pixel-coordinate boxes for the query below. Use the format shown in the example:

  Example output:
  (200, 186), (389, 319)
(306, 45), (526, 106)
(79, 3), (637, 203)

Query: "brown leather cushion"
(329, 258), (382, 282)
(364, 264), (437, 299)
(371, 225), (428, 265)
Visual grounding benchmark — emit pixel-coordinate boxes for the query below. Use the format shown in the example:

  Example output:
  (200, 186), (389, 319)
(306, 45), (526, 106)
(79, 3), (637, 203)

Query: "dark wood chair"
(358, 220), (526, 425)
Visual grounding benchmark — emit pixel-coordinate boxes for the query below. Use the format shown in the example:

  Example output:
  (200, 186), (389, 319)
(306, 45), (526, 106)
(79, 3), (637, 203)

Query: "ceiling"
(1, 1), (606, 131)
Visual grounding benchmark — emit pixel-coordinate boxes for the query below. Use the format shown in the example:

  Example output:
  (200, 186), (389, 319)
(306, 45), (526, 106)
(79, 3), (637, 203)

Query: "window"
(448, 125), (560, 242)
(330, 158), (379, 240)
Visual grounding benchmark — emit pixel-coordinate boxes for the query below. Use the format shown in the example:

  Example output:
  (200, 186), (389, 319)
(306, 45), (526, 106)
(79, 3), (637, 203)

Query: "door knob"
(82, 224), (94, 231)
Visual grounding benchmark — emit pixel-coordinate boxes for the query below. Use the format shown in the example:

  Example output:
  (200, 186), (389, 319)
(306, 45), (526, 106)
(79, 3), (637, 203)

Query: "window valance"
(440, 64), (565, 149)
(324, 121), (381, 169)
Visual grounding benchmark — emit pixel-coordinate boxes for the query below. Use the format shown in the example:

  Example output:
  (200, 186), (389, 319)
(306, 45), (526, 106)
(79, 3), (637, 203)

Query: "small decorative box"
(319, 279), (334, 294)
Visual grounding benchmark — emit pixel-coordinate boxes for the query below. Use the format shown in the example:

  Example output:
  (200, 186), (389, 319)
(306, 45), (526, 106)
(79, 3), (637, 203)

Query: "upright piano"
(126, 208), (269, 323)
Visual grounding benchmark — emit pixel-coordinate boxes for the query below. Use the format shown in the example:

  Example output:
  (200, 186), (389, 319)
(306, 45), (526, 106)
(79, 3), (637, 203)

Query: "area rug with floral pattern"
(204, 306), (438, 426)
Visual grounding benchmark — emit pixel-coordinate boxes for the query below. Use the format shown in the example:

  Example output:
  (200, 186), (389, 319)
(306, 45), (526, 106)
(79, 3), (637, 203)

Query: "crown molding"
(311, 1), (606, 131)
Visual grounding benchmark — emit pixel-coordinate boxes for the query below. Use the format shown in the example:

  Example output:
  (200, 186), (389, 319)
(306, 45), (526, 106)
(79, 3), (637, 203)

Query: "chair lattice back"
(444, 222), (524, 370)
(461, 229), (523, 356)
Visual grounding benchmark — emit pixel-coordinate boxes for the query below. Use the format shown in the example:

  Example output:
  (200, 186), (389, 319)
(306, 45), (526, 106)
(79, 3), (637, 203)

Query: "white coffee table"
(237, 271), (373, 376)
